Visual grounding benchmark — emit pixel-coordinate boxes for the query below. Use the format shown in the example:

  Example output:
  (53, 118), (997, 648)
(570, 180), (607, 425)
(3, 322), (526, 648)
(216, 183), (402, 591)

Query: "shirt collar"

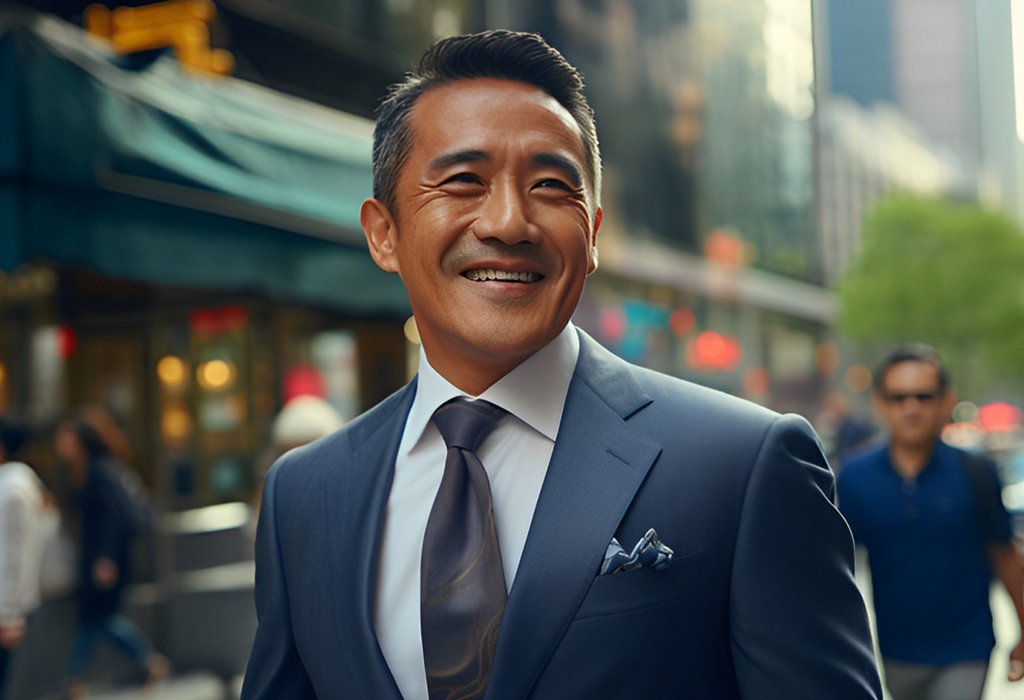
(401, 323), (581, 455)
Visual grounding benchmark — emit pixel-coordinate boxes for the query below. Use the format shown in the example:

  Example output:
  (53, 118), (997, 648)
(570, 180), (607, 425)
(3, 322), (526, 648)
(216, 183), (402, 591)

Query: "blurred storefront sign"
(0, 9), (410, 508)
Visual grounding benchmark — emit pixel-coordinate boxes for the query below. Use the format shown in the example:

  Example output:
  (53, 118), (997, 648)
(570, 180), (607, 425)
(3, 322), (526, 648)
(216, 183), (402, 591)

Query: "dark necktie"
(421, 398), (508, 700)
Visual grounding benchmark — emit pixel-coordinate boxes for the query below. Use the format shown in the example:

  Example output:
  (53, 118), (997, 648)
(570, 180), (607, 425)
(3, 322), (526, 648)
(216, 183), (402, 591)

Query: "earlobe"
(361, 199), (400, 273)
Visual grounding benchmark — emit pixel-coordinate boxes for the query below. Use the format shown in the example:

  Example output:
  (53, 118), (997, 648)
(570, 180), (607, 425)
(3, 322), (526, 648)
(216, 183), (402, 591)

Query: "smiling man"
(837, 344), (1024, 700)
(241, 30), (882, 700)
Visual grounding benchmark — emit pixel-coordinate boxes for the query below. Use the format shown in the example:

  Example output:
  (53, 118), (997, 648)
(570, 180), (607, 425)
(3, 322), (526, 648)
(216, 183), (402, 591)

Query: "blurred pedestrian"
(55, 418), (168, 698)
(817, 391), (875, 472)
(0, 419), (55, 699)
(837, 344), (1024, 700)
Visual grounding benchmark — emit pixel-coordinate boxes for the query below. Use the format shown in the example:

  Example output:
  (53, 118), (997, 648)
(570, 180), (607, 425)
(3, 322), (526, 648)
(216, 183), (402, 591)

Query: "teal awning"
(0, 11), (409, 316)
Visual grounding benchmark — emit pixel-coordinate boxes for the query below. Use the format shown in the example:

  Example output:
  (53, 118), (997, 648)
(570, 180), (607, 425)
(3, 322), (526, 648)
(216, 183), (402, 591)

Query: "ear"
(587, 206), (603, 275)
(361, 198), (400, 273)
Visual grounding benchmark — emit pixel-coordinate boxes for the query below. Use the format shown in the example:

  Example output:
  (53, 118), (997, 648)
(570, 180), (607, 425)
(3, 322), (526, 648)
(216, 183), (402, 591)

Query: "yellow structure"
(85, 0), (233, 76)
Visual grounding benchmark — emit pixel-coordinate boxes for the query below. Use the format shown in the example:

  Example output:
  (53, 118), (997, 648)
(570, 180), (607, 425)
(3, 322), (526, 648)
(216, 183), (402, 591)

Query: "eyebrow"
(426, 149), (585, 188)
(532, 152), (583, 188)
(428, 150), (491, 173)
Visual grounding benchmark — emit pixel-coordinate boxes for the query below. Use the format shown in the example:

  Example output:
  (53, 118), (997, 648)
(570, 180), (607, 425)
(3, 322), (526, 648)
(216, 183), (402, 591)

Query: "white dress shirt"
(374, 324), (580, 700)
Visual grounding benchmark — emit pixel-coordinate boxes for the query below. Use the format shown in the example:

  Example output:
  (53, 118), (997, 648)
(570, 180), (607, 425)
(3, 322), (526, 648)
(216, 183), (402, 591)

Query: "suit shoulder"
(629, 361), (781, 430)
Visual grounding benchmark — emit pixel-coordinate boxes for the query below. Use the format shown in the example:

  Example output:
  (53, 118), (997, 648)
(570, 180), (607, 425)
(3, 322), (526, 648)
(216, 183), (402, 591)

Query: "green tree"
(836, 193), (1024, 396)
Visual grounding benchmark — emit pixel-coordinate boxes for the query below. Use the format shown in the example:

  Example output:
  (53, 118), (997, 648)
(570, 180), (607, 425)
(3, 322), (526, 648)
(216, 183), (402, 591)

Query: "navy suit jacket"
(241, 331), (883, 699)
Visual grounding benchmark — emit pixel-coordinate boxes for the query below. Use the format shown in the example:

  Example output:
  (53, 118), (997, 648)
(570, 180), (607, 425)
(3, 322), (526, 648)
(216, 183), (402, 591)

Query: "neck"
(422, 349), (525, 397)
(889, 440), (937, 479)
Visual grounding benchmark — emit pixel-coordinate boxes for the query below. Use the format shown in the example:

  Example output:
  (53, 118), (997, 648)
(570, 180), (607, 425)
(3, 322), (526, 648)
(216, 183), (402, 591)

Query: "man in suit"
(241, 30), (883, 699)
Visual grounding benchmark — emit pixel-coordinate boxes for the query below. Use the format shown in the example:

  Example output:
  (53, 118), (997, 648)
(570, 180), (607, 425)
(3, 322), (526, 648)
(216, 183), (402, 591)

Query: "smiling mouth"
(462, 269), (543, 283)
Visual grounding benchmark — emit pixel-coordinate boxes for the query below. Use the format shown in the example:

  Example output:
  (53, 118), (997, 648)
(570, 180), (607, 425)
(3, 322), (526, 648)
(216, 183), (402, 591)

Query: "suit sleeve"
(241, 464), (318, 700)
(729, 414), (883, 700)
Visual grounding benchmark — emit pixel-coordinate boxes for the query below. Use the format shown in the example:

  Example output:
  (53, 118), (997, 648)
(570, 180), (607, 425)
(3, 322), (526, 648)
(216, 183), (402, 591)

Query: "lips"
(462, 268), (543, 283)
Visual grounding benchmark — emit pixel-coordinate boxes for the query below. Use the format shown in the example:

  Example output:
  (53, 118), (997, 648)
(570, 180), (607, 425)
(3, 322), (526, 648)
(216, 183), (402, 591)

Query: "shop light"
(197, 359), (236, 391)
(161, 406), (193, 442)
(669, 308), (695, 337)
(845, 365), (873, 394)
(978, 403), (1023, 433)
(56, 326), (77, 359)
(686, 331), (742, 372)
(157, 355), (187, 387)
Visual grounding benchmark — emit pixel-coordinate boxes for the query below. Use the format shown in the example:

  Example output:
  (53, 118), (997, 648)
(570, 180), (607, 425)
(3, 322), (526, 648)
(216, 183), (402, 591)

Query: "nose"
(472, 178), (539, 245)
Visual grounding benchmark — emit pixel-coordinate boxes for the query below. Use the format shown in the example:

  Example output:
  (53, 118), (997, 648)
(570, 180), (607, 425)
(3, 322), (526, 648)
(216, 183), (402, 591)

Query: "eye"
(533, 178), (573, 192)
(441, 172), (484, 186)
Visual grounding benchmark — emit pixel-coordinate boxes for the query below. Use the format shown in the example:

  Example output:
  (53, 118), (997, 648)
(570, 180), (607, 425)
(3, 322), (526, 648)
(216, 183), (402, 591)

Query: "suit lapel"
(487, 332), (662, 700)
(326, 381), (416, 699)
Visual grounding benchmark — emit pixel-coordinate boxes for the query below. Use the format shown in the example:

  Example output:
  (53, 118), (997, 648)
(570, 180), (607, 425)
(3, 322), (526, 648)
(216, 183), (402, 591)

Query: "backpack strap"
(960, 450), (1005, 545)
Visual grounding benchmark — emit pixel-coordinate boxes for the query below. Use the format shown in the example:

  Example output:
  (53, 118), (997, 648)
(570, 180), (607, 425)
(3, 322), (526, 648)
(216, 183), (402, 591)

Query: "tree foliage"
(836, 193), (1024, 395)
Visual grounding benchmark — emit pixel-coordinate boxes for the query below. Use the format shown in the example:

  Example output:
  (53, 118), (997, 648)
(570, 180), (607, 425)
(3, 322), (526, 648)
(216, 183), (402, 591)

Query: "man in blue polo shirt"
(837, 344), (1024, 700)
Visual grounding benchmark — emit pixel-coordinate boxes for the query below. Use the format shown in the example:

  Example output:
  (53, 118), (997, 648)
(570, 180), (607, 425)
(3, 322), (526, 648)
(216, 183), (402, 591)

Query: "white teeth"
(464, 269), (540, 283)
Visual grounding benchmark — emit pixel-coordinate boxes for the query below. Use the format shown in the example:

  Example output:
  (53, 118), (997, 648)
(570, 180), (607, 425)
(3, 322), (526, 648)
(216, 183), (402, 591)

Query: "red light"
(57, 326), (77, 358)
(669, 308), (695, 336)
(283, 365), (327, 403)
(978, 403), (1023, 432)
(600, 308), (626, 342)
(191, 306), (248, 336)
(703, 230), (747, 268)
(687, 331), (742, 372)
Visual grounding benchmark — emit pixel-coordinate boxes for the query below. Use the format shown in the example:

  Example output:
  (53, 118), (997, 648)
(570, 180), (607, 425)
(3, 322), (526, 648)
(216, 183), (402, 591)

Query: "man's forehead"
(408, 78), (585, 154)
(883, 361), (942, 387)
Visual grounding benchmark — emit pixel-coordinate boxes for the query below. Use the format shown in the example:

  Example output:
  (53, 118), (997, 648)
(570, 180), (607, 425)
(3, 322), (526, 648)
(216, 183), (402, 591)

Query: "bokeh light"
(404, 316), (420, 345)
(845, 364), (873, 393)
(157, 355), (187, 388)
(197, 359), (235, 391)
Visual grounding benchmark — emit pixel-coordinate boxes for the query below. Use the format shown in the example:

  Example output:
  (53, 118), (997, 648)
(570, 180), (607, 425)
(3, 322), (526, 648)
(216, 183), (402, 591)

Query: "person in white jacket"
(0, 419), (53, 699)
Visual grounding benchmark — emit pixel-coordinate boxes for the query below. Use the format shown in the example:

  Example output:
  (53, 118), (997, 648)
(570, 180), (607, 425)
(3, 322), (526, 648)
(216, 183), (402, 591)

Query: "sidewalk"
(984, 586), (1023, 700)
(59, 673), (242, 700)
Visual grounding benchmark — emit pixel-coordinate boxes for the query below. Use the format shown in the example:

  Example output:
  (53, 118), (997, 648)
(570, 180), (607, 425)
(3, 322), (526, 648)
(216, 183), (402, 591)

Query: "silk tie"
(421, 398), (508, 700)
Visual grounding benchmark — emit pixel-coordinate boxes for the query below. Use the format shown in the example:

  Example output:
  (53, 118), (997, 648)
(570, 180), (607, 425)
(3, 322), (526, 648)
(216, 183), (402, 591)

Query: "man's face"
(362, 78), (601, 389)
(873, 361), (954, 450)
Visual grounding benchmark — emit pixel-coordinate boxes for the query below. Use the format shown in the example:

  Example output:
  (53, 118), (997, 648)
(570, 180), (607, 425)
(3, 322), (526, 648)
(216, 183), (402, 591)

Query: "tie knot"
(433, 398), (506, 451)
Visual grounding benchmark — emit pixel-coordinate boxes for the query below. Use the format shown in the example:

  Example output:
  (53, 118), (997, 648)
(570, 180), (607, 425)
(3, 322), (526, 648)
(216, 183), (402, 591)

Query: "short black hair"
(371, 29), (601, 216)
(0, 419), (26, 459)
(873, 343), (950, 393)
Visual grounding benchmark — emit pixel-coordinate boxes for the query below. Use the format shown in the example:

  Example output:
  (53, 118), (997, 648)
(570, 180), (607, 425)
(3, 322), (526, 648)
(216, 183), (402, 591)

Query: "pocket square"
(600, 528), (674, 576)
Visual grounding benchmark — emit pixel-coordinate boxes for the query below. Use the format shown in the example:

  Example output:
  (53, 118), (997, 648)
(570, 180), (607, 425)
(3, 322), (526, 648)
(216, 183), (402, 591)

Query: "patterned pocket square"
(600, 528), (674, 576)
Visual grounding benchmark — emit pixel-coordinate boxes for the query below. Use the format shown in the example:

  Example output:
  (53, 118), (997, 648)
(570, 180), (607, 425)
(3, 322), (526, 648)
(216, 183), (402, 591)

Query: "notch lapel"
(486, 333), (662, 700)
(324, 381), (416, 699)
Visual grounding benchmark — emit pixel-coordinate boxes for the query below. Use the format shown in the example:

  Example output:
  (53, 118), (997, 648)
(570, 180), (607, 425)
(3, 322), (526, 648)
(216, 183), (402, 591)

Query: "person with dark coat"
(55, 418), (167, 698)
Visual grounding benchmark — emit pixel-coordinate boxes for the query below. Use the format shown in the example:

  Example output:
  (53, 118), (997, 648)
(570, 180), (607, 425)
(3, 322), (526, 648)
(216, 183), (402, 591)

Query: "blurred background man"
(837, 345), (1024, 700)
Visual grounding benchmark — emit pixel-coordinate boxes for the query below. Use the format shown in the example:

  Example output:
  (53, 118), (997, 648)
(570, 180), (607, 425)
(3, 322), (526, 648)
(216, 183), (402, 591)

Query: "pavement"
(49, 673), (243, 700)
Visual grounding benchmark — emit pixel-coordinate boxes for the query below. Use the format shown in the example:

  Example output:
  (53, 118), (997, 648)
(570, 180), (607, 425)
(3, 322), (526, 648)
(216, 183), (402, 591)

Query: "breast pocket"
(573, 549), (713, 620)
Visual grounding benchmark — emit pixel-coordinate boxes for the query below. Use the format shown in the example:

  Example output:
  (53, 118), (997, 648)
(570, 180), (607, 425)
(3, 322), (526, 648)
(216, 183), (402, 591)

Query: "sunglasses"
(882, 391), (942, 404)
